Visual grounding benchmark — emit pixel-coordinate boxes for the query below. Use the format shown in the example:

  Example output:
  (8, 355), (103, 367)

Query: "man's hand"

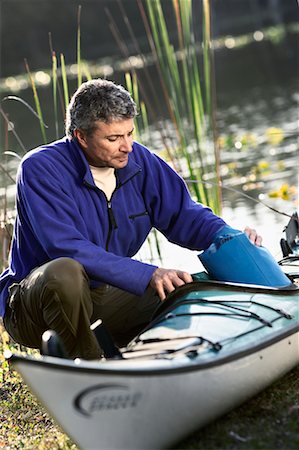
(244, 226), (262, 246)
(150, 268), (193, 301)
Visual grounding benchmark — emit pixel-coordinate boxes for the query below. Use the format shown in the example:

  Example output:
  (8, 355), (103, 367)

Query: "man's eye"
(107, 137), (118, 142)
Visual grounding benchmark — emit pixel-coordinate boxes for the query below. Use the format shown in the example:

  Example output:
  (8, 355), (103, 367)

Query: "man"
(0, 79), (261, 360)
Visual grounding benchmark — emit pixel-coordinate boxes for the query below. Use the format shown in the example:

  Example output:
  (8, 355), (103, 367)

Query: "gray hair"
(65, 78), (137, 138)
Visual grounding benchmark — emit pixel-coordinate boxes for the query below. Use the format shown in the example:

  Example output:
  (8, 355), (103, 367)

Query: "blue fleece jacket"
(0, 138), (226, 316)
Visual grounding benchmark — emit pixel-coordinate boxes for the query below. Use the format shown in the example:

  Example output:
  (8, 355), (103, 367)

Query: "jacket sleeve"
(139, 149), (227, 251)
(17, 156), (156, 296)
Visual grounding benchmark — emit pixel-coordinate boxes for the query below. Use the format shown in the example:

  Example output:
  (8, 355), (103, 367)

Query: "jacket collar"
(69, 138), (142, 187)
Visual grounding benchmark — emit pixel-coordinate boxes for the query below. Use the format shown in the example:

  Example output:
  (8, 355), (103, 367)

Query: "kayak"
(7, 281), (298, 450)
(6, 215), (299, 450)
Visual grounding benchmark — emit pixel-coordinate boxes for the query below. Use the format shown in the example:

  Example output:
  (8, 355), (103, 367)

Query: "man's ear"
(74, 129), (88, 150)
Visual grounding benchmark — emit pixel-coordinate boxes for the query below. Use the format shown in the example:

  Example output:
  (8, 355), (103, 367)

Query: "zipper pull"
(107, 201), (118, 229)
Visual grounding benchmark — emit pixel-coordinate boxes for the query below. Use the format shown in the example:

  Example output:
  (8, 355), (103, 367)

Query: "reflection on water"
(0, 36), (298, 268)
(217, 80), (298, 260)
(0, 84), (297, 266)
(137, 78), (298, 267)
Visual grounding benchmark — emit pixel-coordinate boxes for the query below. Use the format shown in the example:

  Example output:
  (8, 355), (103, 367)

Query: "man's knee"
(38, 258), (92, 319)
(27, 258), (90, 312)
(42, 257), (87, 288)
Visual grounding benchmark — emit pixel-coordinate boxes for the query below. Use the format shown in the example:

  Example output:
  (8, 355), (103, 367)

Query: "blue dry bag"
(198, 227), (291, 287)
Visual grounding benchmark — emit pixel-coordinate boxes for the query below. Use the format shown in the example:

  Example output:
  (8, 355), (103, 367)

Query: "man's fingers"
(155, 273), (183, 301)
(150, 268), (193, 301)
(255, 235), (262, 246)
(179, 271), (193, 284)
(156, 283), (166, 301)
(244, 226), (262, 246)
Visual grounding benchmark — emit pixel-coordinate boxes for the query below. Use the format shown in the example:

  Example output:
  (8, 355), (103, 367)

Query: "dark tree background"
(0, 0), (298, 78)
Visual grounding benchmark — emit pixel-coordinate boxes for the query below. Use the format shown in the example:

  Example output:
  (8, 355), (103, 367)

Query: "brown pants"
(3, 258), (160, 360)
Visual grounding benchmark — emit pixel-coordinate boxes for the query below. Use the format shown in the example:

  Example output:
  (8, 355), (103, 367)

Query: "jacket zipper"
(84, 180), (118, 251)
(106, 200), (118, 251)
(84, 167), (141, 251)
(105, 169), (141, 250)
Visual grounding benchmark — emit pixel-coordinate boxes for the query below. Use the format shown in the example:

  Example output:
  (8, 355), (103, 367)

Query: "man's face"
(75, 118), (134, 169)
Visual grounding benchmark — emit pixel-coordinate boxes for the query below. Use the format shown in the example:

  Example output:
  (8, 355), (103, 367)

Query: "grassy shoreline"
(1, 322), (298, 450)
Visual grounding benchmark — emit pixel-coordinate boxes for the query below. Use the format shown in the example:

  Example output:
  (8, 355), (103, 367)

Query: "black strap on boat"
(172, 298), (294, 320)
(145, 299), (274, 332)
(162, 310), (273, 327)
(130, 294), (294, 349)
(151, 296), (293, 327)
(152, 281), (299, 322)
(127, 311), (290, 360)
(125, 335), (222, 358)
(220, 316), (284, 346)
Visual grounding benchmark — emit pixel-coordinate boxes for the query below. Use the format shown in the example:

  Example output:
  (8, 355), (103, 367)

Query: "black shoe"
(91, 319), (123, 359)
(41, 330), (68, 359)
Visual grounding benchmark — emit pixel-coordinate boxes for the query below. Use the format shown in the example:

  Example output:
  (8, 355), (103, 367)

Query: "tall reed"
(60, 53), (69, 110)
(24, 59), (48, 144)
(51, 51), (59, 139)
(142, 0), (221, 213)
(108, 0), (221, 212)
(77, 5), (82, 88)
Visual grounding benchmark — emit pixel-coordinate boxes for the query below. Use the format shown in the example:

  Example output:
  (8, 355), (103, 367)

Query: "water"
(137, 75), (298, 270)
(0, 36), (298, 270)
(217, 79), (298, 261)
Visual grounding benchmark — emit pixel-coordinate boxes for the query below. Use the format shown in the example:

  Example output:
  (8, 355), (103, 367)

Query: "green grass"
(0, 324), (76, 449)
(0, 321), (298, 450)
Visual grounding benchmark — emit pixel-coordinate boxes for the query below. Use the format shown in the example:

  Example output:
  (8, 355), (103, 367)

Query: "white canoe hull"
(11, 328), (299, 450)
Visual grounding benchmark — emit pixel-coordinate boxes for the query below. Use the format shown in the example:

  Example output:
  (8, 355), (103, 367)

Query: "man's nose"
(120, 136), (133, 152)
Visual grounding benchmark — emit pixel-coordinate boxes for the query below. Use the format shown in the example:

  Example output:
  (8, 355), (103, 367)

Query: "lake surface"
(0, 33), (298, 270)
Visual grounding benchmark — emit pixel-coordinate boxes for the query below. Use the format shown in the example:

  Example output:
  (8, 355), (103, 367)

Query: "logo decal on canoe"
(74, 384), (142, 417)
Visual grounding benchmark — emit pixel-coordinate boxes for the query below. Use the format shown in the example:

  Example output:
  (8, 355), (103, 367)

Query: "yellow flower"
(265, 127), (284, 145)
(240, 132), (257, 147)
(258, 160), (270, 171)
(268, 183), (297, 201)
(217, 135), (226, 149)
(279, 183), (290, 200)
(252, 160), (271, 176)
(268, 190), (279, 198)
